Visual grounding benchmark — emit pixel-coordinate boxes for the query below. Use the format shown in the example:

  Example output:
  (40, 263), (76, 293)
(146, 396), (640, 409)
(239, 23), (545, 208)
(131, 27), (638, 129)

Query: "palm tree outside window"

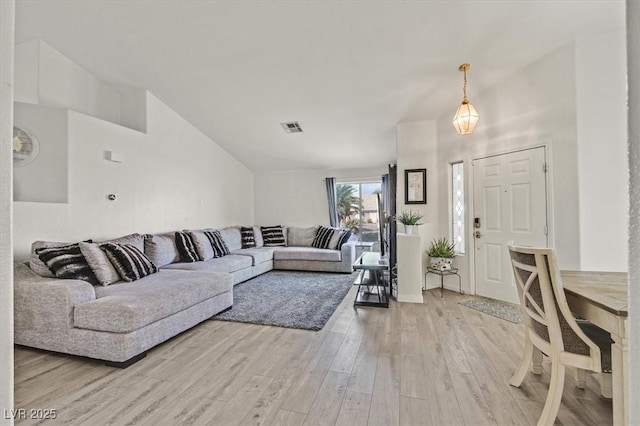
(335, 181), (382, 242)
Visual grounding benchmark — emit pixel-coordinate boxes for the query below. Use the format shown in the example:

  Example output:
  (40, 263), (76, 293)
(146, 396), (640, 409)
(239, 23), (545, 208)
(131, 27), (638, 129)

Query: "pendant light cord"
(462, 68), (468, 103)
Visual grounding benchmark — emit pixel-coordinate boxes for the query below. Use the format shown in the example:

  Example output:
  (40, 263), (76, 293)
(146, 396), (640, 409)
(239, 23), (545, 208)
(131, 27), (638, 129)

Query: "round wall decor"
(13, 126), (40, 167)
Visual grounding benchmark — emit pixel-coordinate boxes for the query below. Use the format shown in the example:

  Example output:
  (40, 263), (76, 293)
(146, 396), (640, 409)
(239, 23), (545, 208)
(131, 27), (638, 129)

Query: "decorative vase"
(405, 224), (419, 235)
(430, 256), (453, 270)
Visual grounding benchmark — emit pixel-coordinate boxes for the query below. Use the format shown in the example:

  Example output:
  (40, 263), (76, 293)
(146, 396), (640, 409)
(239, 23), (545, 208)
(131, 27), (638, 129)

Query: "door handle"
(474, 231), (482, 239)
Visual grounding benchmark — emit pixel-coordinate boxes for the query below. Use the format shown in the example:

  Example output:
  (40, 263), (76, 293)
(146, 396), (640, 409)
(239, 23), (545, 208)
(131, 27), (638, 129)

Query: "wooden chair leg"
(576, 368), (587, 389)
(510, 334), (534, 387)
(532, 347), (543, 375)
(538, 362), (565, 426)
(600, 373), (612, 399)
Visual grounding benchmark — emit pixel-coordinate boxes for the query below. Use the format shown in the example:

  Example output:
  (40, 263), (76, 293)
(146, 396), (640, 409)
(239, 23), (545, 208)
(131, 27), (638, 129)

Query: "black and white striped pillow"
(204, 230), (230, 258)
(312, 226), (336, 249)
(261, 226), (286, 247)
(101, 243), (158, 282)
(36, 242), (98, 284)
(240, 227), (256, 249)
(175, 231), (201, 262)
(335, 230), (352, 249)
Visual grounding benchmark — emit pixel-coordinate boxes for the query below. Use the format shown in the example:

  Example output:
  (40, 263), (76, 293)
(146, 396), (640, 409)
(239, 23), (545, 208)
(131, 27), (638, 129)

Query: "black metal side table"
(424, 267), (463, 298)
(353, 251), (389, 308)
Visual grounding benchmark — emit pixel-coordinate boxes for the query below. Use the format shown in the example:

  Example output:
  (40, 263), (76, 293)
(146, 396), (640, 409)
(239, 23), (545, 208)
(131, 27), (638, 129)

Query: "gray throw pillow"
(79, 242), (121, 286)
(287, 226), (319, 247)
(143, 233), (180, 267)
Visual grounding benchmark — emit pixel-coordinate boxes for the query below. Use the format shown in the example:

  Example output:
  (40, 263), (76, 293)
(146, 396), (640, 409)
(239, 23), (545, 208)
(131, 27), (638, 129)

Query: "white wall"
(436, 42), (581, 285)
(428, 34), (628, 292)
(1, 0), (14, 423)
(38, 41), (121, 125)
(13, 92), (254, 259)
(627, 0), (639, 423)
(395, 120), (441, 290)
(14, 40), (122, 125)
(13, 39), (147, 133)
(13, 38), (37, 104)
(13, 102), (68, 203)
(253, 165), (388, 227)
(575, 31), (629, 271)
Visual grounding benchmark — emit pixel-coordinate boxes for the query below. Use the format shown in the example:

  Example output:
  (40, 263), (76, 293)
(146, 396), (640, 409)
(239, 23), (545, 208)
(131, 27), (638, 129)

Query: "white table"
(561, 270), (628, 426)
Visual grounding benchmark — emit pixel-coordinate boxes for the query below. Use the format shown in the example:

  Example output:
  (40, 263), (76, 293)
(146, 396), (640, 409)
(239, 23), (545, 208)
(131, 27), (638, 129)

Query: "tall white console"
(396, 233), (423, 303)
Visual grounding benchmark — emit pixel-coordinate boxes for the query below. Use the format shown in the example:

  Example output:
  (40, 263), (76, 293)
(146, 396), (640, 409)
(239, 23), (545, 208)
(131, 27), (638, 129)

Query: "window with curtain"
(336, 180), (382, 242)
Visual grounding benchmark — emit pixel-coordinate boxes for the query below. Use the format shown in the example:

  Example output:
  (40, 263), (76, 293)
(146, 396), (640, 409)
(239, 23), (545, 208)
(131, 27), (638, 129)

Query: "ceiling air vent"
(280, 121), (303, 133)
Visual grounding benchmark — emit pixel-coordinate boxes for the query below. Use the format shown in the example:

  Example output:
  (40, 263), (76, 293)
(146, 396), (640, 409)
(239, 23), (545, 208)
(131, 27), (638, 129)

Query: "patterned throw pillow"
(240, 227), (256, 249)
(175, 232), (201, 263)
(335, 230), (352, 249)
(101, 243), (158, 282)
(261, 226), (286, 247)
(36, 242), (99, 284)
(30, 240), (73, 278)
(204, 230), (230, 258)
(311, 226), (336, 249)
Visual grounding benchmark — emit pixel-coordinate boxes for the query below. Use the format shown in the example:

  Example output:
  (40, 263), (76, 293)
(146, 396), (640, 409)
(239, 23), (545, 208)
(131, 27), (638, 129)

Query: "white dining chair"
(507, 244), (612, 426)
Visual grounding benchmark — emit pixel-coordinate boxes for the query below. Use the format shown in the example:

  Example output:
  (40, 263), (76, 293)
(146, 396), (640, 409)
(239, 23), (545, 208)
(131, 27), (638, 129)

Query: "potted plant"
(427, 237), (456, 270)
(396, 210), (424, 235)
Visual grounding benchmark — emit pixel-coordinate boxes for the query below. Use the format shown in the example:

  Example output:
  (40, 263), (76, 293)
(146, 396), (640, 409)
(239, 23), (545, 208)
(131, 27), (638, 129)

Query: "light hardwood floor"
(14, 287), (613, 425)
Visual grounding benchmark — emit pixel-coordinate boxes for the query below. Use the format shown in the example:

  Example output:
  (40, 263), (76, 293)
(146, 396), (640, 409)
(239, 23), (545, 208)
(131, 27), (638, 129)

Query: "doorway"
(473, 147), (549, 304)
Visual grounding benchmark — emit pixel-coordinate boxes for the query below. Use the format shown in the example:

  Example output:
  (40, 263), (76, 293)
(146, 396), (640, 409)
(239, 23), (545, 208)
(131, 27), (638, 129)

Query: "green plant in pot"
(396, 210), (424, 234)
(427, 237), (456, 270)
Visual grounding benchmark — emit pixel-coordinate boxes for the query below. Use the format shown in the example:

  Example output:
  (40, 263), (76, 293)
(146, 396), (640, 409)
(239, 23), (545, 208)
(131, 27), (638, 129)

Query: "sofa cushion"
(253, 226), (264, 248)
(311, 226), (336, 249)
(273, 247), (341, 262)
(261, 226), (286, 247)
(75, 269), (232, 333)
(101, 243), (159, 282)
(162, 254), (252, 274)
(175, 232), (201, 263)
(240, 227), (256, 249)
(232, 248), (275, 265)
(144, 233), (180, 267)
(287, 226), (318, 247)
(218, 227), (242, 251)
(36, 242), (99, 284)
(79, 242), (121, 286)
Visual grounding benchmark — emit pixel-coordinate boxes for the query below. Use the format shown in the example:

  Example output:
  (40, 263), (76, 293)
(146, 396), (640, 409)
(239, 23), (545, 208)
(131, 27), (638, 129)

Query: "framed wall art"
(405, 168), (426, 204)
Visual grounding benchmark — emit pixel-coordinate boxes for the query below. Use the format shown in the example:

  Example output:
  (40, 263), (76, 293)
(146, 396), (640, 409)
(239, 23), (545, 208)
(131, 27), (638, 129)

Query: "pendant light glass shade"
(452, 63), (479, 135)
(452, 101), (479, 135)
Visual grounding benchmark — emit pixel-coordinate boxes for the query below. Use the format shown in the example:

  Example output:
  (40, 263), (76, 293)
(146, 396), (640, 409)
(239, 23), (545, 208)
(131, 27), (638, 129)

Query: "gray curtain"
(382, 174), (390, 216)
(325, 177), (339, 227)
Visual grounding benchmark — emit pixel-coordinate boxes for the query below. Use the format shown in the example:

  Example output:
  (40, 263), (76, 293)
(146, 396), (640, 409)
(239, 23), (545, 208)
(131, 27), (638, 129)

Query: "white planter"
(404, 224), (419, 235)
(429, 256), (453, 270)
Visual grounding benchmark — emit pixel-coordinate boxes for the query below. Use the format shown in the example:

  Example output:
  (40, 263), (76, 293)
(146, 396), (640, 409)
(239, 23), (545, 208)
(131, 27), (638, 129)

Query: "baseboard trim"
(397, 294), (424, 303)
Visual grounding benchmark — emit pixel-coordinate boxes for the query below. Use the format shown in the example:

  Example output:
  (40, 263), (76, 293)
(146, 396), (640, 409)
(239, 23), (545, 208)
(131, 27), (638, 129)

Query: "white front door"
(473, 147), (548, 304)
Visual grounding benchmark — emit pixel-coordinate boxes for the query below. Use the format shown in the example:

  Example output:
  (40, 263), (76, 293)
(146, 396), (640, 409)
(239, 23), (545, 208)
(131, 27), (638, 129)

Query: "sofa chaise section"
(14, 262), (232, 366)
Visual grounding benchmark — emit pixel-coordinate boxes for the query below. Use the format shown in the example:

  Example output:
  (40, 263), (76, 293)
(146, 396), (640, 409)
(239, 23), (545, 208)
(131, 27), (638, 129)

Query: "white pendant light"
(452, 63), (479, 135)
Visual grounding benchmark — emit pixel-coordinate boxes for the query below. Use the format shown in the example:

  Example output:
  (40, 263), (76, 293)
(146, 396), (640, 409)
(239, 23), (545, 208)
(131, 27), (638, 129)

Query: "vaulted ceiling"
(15, 1), (625, 172)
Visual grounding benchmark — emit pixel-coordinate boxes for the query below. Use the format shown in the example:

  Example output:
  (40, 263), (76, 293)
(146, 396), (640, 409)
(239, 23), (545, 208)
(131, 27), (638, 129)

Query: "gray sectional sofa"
(13, 225), (355, 367)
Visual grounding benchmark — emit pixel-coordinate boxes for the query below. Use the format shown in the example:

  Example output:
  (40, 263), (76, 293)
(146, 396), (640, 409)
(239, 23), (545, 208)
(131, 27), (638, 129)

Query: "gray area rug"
(459, 298), (523, 324)
(212, 270), (355, 331)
